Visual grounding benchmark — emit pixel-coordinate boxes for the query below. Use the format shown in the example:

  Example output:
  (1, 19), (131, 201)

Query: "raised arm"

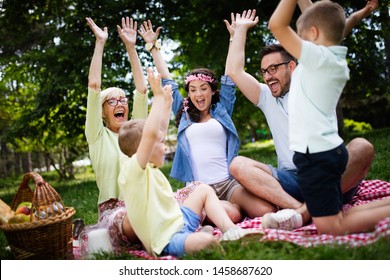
(297, 0), (312, 13)
(269, 0), (302, 60)
(160, 85), (173, 140)
(137, 68), (172, 169)
(86, 17), (108, 91)
(117, 17), (148, 119)
(344, 0), (379, 37)
(117, 17), (147, 94)
(224, 10), (263, 105)
(297, 0), (379, 39)
(138, 20), (172, 80)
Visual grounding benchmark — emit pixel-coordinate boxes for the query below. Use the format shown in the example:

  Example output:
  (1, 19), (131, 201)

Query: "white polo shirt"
(289, 40), (349, 154)
(258, 84), (295, 170)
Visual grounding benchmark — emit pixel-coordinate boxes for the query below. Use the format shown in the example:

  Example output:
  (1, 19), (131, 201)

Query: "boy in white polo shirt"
(268, 0), (390, 235)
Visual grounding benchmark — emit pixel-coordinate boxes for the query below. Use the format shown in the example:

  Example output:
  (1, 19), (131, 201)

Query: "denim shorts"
(161, 206), (201, 257)
(268, 166), (303, 202)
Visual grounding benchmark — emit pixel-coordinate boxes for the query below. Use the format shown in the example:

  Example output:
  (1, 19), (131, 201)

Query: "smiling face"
(101, 88), (129, 133)
(187, 80), (214, 117)
(261, 52), (294, 98)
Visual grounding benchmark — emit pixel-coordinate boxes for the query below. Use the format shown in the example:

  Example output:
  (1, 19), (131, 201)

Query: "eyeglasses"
(105, 97), (129, 107)
(261, 61), (291, 76)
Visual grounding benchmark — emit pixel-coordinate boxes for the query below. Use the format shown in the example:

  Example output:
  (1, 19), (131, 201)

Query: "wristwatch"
(145, 40), (162, 52)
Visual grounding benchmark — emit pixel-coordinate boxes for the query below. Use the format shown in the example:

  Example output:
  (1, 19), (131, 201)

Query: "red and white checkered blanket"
(76, 180), (390, 260)
(250, 179), (390, 247)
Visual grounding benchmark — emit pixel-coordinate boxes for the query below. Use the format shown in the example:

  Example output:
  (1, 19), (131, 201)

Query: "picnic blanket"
(74, 179), (390, 260)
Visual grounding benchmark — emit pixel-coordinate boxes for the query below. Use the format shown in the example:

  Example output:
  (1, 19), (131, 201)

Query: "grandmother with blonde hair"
(85, 16), (148, 247)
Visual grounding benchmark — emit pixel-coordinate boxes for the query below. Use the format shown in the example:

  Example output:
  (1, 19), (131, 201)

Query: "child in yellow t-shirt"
(118, 68), (259, 257)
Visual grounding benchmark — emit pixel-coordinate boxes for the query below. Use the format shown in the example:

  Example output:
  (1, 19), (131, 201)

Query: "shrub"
(344, 118), (372, 134)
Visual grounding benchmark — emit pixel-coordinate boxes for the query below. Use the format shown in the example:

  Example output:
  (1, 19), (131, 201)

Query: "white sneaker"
(221, 227), (262, 241)
(262, 209), (303, 230)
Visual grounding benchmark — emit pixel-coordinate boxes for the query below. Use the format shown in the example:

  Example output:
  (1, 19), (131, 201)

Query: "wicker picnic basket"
(0, 172), (75, 259)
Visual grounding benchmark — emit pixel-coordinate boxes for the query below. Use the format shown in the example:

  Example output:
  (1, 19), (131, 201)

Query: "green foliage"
(352, 127), (390, 182)
(344, 118), (372, 134)
(0, 0), (389, 176)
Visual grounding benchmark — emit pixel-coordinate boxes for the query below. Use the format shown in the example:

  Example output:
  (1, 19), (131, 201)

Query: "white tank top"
(185, 118), (229, 184)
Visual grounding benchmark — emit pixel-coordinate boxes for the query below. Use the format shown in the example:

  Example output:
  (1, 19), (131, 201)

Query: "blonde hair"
(297, 0), (346, 44)
(118, 119), (146, 157)
(100, 87), (126, 105)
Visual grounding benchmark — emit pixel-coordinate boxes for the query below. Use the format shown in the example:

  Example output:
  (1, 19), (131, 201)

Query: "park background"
(0, 0), (390, 260)
(0, 0), (389, 179)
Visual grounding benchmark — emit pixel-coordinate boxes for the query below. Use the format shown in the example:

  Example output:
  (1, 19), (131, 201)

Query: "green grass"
(1, 128), (390, 260)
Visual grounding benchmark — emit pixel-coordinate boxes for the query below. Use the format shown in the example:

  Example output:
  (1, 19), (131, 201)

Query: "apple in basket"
(15, 202), (32, 216)
(8, 213), (30, 224)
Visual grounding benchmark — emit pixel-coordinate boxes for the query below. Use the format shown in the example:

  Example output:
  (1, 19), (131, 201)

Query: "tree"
(0, 0), (388, 177)
(156, 0), (389, 139)
(342, 0), (389, 128)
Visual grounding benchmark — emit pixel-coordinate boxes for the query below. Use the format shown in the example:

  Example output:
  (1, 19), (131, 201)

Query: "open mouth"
(196, 99), (205, 107)
(114, 111), (125, 120)
(268, 80), (279, 93)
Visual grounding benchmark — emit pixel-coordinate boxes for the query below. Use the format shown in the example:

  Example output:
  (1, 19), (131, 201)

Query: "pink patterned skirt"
(97, 199), (136, 248)
(96, 183), (204, 247)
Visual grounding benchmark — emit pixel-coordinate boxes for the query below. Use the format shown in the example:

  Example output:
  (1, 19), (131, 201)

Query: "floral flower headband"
(185, 73), (215, 85)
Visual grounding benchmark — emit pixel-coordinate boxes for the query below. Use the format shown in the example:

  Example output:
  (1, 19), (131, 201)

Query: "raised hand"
(146, 68), (172, 109)
(163, 84), (173, 106)
(86, 17), (108, 43)
(365, 0), (379, 15)
(224, 9), (258, 38)
(117, 17), (138, 46)
(223, 12), (237, 38)
(344, 0), (380, 37)
(146, 68), (163, 97)
(234, 9), (259, 30)
(138, 19), (162, 44)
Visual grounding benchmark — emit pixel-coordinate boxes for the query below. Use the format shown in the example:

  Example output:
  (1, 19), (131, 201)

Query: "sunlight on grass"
(241, 139), (275, 150)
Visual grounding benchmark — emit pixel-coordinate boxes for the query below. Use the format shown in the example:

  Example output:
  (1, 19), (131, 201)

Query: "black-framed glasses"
(261, 61), (291, 76)
(105, 97), (129, 107)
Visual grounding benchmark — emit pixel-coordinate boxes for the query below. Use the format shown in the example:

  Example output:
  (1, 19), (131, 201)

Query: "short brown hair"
(118, 119), (146, 157)
(297, 1), (346, 44)
(260, 44), (296, 63)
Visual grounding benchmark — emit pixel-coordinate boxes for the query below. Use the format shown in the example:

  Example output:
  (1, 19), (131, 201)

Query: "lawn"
(0, 128), (389, 260)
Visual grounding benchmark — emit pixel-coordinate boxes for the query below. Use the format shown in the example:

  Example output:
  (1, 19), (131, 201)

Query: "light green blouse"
(85, 87), (148, 204)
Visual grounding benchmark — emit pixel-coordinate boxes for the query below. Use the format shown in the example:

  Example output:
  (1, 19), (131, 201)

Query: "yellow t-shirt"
(118, 154), (184, 256)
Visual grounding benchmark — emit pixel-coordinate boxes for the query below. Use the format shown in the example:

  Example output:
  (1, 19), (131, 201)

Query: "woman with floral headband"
(138, 20), (277, 222)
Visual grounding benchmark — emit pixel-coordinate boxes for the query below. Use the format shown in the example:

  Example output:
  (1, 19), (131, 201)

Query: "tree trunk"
(44, 153), (51, 172)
